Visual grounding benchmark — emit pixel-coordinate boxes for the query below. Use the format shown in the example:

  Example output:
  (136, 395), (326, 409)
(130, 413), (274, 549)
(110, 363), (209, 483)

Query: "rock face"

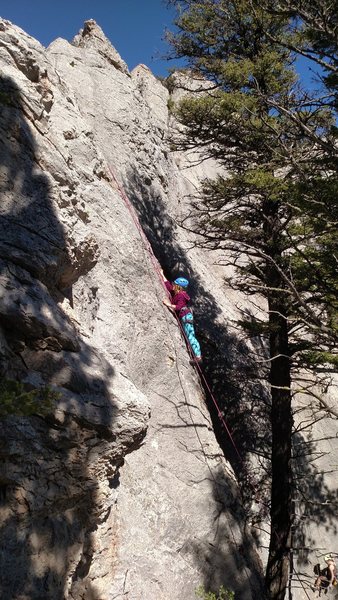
(0, 17), (336, 600)
(0, 18), (264, 600)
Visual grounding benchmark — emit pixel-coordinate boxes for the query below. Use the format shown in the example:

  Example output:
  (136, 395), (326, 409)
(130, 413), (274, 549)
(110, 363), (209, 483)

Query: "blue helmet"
(174, 277), (189, 288)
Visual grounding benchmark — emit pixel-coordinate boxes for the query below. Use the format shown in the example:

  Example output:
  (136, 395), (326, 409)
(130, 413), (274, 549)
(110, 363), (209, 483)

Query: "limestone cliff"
(0, 17), (336, 600)
(0, 18), (265, 600)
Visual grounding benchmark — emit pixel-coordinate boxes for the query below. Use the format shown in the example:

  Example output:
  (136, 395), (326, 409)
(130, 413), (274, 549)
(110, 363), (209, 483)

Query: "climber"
(312, 554), (337, 592)
(161, 270), (202, 364)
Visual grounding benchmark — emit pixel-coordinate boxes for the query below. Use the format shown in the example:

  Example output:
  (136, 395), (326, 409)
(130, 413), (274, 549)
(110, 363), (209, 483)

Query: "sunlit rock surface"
(0, 16), (336, 600)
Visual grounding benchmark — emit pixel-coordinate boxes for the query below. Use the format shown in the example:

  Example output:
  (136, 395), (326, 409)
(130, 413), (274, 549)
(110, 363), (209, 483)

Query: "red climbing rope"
(108, 166), (245, 468)
(176, 316), (243, 462)
(106, 167), (317, 599)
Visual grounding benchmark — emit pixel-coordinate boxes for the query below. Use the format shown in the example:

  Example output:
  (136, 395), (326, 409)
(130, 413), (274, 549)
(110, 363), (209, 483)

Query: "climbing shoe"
(190, 357), (202, 366)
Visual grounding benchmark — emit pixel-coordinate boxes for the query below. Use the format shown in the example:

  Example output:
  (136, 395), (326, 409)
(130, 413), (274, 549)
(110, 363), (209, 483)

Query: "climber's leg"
(181, 318), (201, 359)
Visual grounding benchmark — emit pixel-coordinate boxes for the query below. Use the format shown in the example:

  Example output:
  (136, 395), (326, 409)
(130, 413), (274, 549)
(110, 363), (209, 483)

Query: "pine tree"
(167, 1), (337, 598)
(256, 0), (338, 107)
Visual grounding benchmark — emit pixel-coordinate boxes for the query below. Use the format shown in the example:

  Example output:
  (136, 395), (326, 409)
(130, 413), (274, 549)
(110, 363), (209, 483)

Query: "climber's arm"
(163, 298), (176, 311)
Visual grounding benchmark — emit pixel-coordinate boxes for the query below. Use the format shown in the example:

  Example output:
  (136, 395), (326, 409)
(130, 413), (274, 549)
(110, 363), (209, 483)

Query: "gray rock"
(0, 16), (264, 600)
(72, 19), (130, 76)
(3, 15), (334, 600)
(0, 260), (79, 351)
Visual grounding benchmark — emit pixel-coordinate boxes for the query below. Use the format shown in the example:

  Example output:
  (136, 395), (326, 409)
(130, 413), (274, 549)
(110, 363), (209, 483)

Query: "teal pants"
(181, 313), (201, 358)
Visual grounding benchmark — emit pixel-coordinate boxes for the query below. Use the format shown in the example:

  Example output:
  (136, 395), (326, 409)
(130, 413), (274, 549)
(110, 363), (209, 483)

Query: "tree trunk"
(265, 274), (293, 599)
(262, 198), (293, 600)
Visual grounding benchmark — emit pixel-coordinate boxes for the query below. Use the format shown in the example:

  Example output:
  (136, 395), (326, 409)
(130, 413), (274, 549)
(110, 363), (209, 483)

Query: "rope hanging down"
(108, 167), (330, 596)
(108, 166), (244, 466)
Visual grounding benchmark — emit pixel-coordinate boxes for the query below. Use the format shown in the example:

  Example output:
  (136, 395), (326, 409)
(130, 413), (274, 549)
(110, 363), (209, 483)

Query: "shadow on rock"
(124, 167), (270, 490)
(183, 466), (267, 599)
(290, 430), (338, 590)
(0, 75), (123, 600)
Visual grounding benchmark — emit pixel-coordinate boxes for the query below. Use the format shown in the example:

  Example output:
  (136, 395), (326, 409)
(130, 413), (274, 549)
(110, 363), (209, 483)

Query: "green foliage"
(195, 584), (235, 600)
(163, 75), (177, 94)
(238, 318), (271, 336)
(167, 97), (175, 112)
(303, 351), (338, 368)
(169, 2), (337, 596)
(243, 169), (288, 199)
(169, 0), (337, 348)
(263, 0), (337, 97)
(0, 378), (59, 418)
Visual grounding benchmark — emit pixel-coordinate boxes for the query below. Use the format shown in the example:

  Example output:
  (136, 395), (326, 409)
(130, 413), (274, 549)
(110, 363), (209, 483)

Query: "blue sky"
(0, 0), (177, 76)
(0, 0), (323, 88)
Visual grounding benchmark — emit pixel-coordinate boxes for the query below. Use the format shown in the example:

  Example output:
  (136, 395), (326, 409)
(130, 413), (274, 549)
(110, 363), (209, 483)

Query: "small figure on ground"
(312, 554), (337, 593)
(161, 270), (202, 364)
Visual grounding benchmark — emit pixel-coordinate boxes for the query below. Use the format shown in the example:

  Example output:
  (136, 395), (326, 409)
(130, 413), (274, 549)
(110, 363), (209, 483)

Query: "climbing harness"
(325, 554), (337, 563)
(109, 165), (327, 600)
(108, 165), (244, 464)
(109, 165), (269, 593)
(181, 312), (194, 323)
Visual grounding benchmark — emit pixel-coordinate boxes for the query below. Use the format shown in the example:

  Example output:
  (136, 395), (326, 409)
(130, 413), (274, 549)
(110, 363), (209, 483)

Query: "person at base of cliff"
(312, 554), (337, 593)
(160, 270), (202, 365)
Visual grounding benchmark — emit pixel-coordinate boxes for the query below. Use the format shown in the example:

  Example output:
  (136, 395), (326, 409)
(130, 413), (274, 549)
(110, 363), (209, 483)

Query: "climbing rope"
(107, 164), (324, 600)
(108, 166), (246, 464)
(108, 166), (263, 594)
(107, 168), (314, 600)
